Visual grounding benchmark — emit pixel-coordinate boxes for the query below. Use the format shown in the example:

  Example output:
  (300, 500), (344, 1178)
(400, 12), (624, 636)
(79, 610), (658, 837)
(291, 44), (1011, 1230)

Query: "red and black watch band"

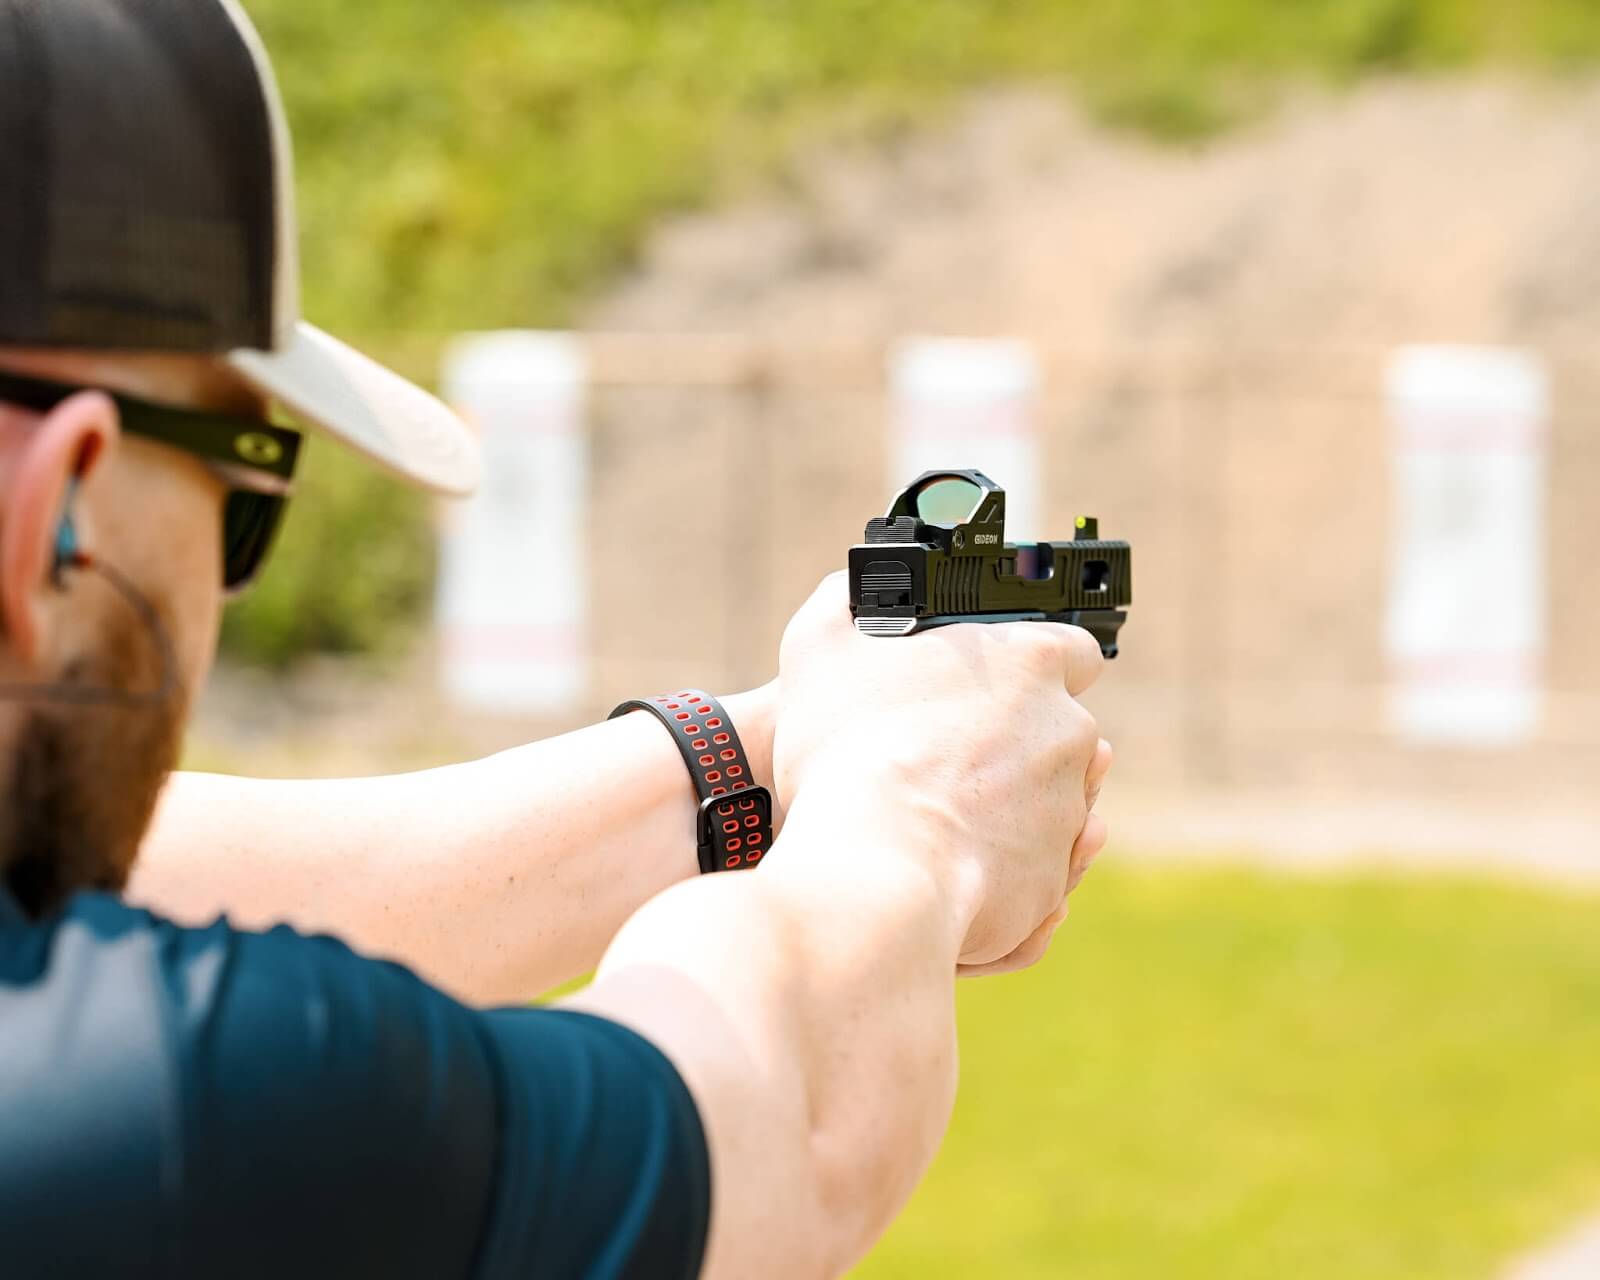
(609, 688), (773, 873)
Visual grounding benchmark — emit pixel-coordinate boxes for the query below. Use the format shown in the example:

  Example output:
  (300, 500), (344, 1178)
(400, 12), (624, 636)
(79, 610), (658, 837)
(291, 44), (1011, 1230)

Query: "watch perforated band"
(609, 689), (773, 873)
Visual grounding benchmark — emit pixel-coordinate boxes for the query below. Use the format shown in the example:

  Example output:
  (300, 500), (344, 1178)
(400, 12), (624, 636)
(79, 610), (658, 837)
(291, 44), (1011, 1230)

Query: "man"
(0, 1), (1113, 1276)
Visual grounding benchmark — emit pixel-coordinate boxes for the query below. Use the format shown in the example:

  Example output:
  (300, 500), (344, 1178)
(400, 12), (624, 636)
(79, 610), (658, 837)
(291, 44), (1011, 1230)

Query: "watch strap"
(609, 688), (773, 873)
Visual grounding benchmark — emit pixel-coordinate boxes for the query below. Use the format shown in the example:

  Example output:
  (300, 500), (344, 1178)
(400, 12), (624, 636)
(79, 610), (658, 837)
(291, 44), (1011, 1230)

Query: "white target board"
(437, 332), (588, 714)
(890, 338), (1041, 539)
(1384, 345), (1547, 745)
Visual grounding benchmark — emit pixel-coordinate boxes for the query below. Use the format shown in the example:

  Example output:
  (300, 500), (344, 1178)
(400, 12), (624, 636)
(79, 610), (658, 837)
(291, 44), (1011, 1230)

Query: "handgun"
(847, 469), (1132, 659)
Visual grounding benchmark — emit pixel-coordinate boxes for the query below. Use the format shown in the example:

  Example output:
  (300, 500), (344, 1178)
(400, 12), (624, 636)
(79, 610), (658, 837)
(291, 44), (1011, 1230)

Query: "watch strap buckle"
(697, 788), (773, 874)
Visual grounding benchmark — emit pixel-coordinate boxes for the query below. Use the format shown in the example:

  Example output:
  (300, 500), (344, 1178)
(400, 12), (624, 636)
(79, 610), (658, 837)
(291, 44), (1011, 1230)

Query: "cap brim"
(225, 321), (480, 496)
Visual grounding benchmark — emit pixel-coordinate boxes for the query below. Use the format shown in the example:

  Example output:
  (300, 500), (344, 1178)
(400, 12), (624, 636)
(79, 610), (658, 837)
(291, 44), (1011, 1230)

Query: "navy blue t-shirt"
(0, 886), (710, 1278)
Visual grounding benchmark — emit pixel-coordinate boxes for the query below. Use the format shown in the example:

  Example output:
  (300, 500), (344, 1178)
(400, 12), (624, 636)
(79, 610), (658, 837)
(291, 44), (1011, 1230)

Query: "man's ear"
(0, 390), (119, 664)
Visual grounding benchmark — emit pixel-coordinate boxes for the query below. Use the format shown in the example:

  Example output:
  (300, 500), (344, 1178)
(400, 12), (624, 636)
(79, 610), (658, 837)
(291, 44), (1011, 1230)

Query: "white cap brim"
(225, 321), (480, 496)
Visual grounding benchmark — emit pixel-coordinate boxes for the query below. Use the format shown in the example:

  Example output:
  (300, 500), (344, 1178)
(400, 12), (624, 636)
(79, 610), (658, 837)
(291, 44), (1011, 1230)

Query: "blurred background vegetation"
(233, 0), (1600, 666)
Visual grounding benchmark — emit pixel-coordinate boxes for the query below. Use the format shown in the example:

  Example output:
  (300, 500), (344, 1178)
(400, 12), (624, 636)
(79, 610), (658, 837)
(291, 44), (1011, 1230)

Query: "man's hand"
(773, 573), (1110, 970)
(956, 734), (1112, 978)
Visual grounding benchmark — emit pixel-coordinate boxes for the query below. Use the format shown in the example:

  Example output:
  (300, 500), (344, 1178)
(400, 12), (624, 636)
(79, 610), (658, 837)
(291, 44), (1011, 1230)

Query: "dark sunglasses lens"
(222, 492), (288, 590)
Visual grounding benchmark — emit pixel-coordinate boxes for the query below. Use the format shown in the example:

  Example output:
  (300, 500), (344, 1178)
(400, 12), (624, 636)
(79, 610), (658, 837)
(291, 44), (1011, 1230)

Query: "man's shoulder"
(0, 891), (502, 1277)
(0, 886), (498, 1135)
(0, 892), (710, 1280)
(0, 892), (229, 1272)
(0, 888), (422, 1069)
(0, 890), (194, 1108)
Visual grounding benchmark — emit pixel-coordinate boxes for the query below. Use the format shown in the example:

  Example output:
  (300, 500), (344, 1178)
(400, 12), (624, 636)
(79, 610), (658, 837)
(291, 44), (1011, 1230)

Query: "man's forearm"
(128, 688), (775, 1004)
(566, 780), (975, 1278)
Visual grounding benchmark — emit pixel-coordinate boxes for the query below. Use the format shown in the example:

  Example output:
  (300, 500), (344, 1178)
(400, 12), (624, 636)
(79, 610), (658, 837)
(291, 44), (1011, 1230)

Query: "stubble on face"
(0, 586), (187, 919)
(0, 351), (236, 920)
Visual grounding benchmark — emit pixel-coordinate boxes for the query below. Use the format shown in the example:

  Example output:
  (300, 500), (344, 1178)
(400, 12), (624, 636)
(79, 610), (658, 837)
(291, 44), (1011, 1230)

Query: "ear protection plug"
(0, 473), (175, 709)
(52, 478), (87, 583)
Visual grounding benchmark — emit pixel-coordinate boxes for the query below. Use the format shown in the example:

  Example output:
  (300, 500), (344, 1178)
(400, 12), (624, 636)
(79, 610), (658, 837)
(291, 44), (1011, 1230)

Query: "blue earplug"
(53, 478), (81, 577)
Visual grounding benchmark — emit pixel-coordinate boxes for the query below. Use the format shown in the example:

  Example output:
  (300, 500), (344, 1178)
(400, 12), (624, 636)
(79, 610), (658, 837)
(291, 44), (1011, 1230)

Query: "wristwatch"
(609, 688), (774, 873)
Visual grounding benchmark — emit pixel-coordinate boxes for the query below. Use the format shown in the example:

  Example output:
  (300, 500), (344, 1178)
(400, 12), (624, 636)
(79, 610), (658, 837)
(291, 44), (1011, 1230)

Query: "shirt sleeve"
(0, 894), (711, 1280)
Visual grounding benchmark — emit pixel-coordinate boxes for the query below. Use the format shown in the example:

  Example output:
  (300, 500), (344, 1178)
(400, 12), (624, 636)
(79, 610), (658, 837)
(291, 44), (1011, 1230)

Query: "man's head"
(0, 350), (253, 913)
(0, 0), (479, 916)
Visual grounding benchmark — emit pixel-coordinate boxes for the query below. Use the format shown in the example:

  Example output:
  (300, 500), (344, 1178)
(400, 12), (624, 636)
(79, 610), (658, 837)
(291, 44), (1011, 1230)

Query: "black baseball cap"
(0, 0), (479, 496)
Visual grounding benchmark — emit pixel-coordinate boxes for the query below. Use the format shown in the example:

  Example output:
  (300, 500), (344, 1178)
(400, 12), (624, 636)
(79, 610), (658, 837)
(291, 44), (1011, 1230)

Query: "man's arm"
(569, 579), (1110, 1276)
(565, 789), (975, 1276)
(127, 686), (775, 1005)
(125, 577), (1108, 1278)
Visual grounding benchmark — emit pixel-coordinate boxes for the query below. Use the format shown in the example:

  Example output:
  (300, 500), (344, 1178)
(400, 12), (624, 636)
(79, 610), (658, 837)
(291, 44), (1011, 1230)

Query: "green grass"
(230, 0), (1600, 664)
(856, 864), (1600, 1279)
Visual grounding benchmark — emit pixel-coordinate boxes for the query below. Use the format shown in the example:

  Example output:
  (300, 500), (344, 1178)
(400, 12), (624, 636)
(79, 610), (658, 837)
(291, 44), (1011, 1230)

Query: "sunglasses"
(0, 370), (301, 594)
